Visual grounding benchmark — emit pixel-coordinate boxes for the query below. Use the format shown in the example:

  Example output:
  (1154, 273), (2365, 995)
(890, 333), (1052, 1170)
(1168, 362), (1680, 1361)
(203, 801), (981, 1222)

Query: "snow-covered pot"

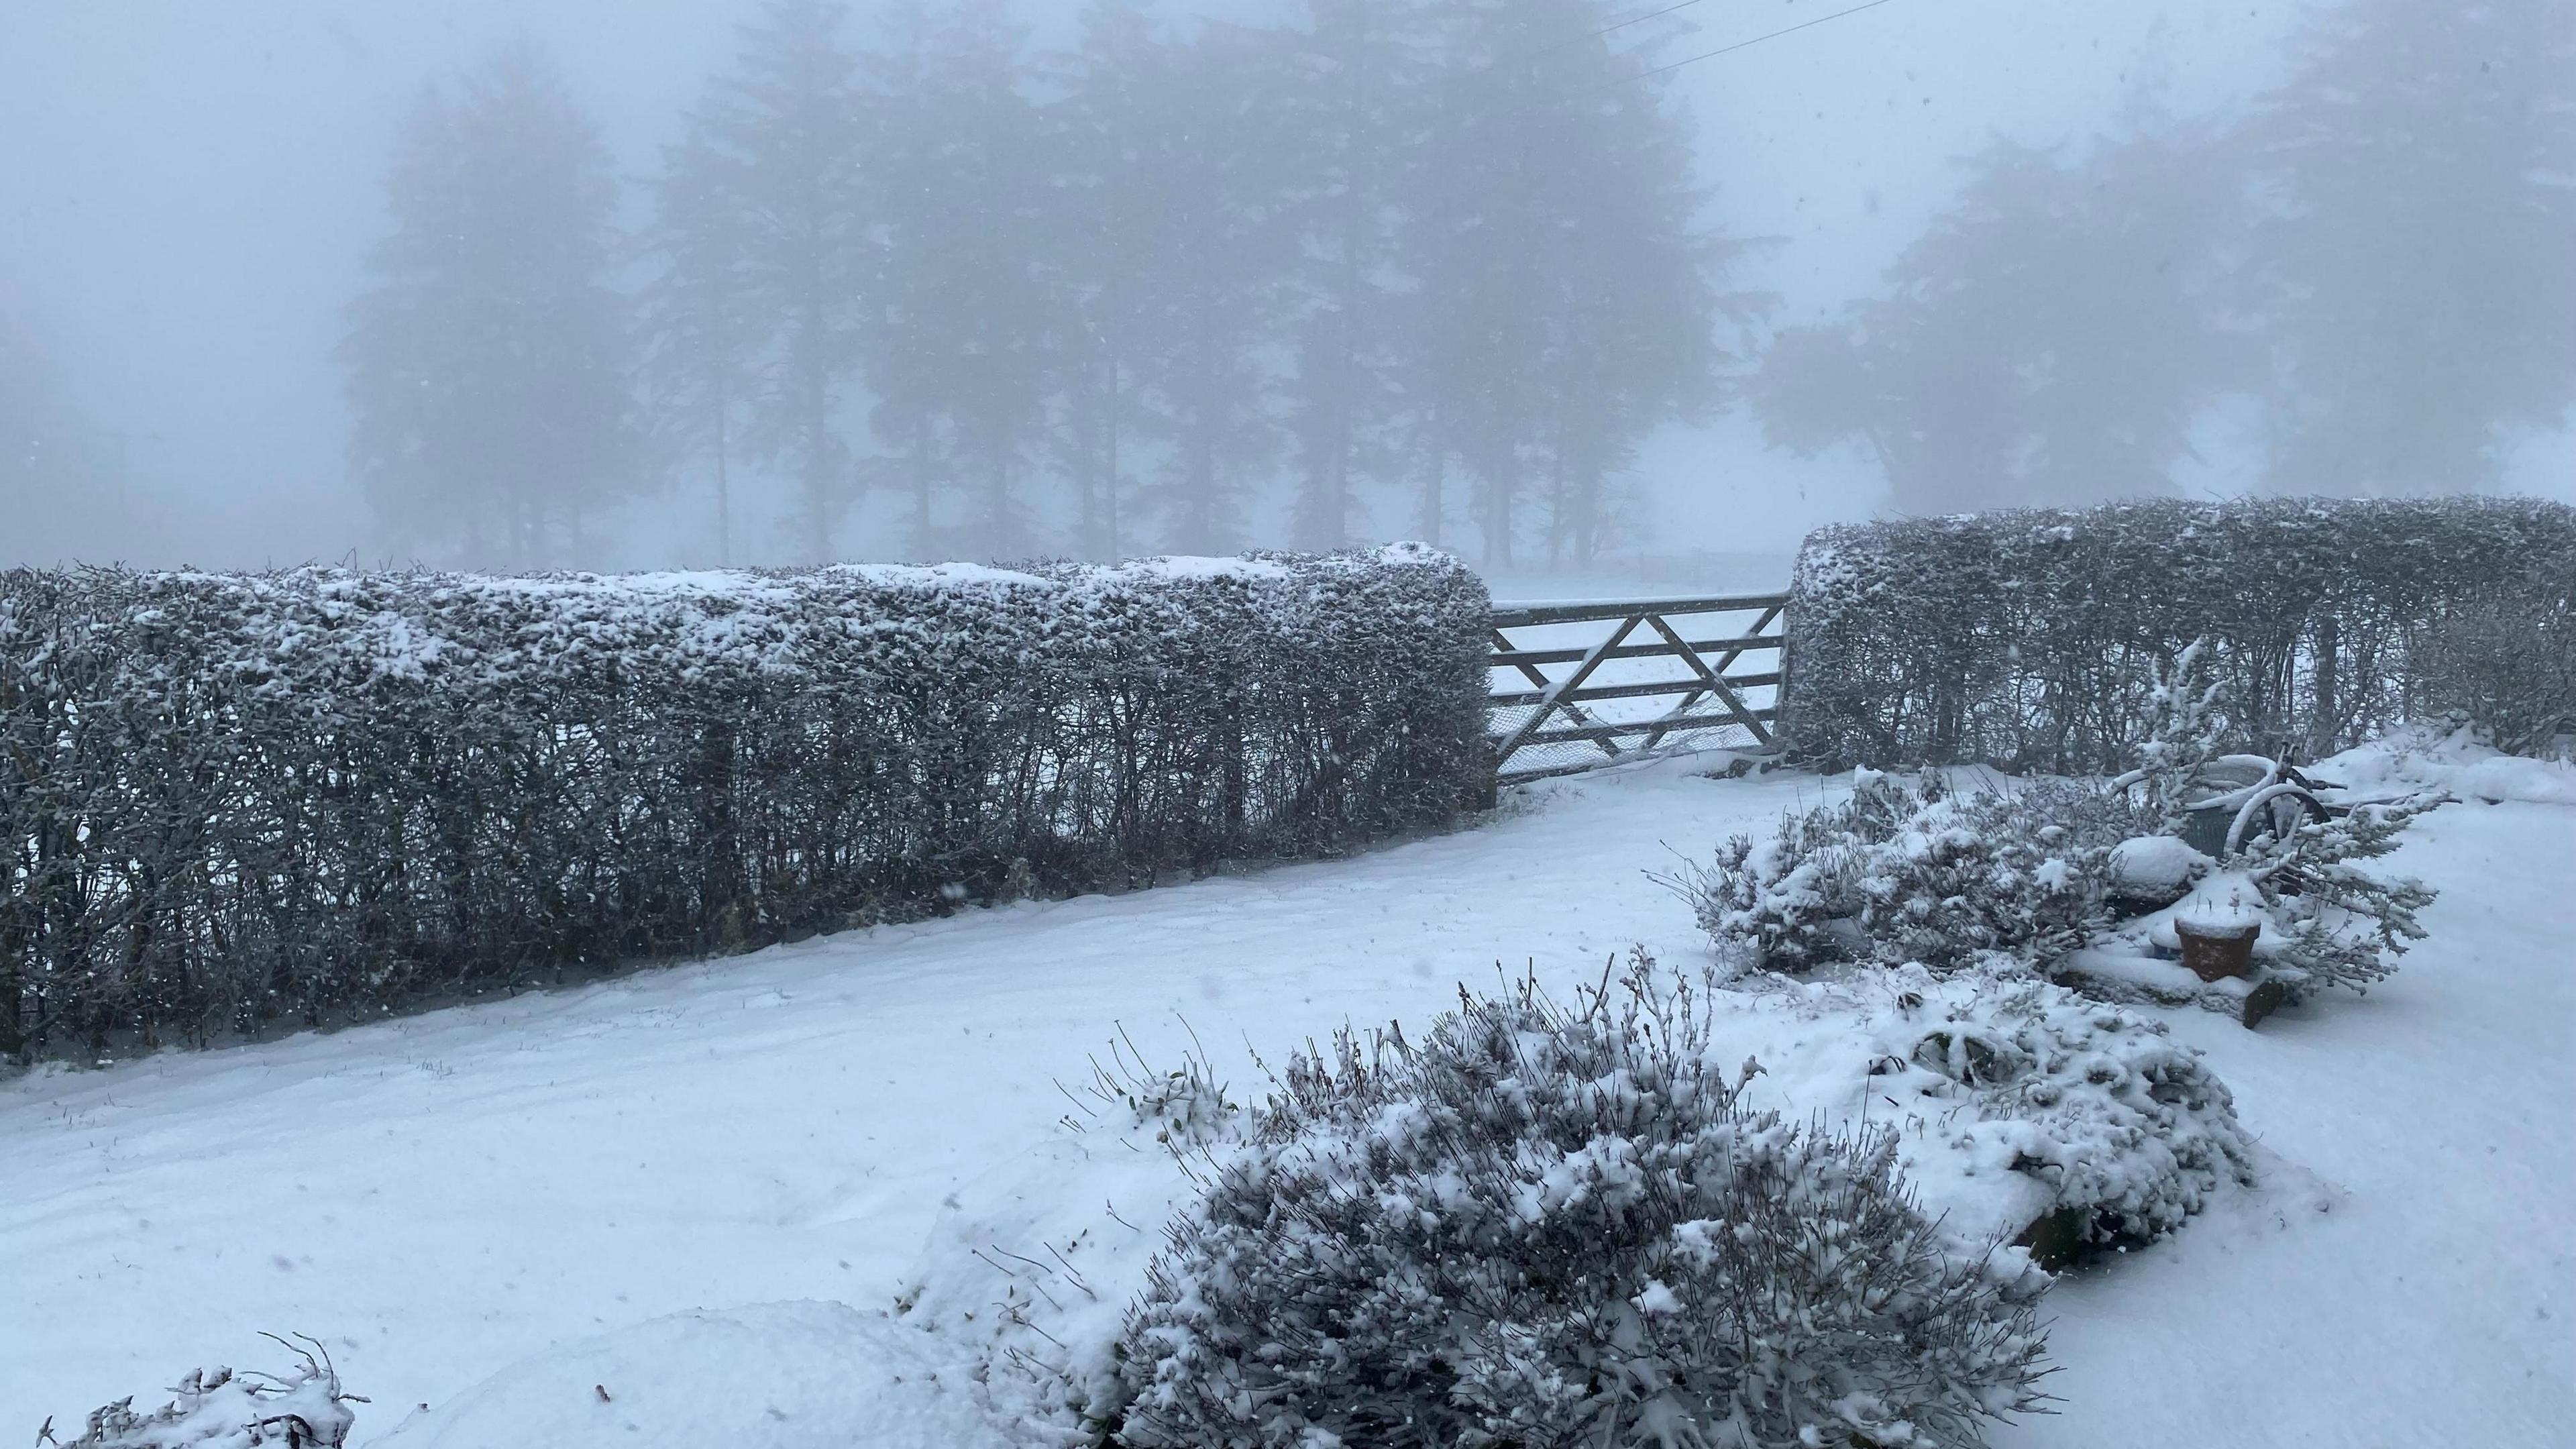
(2174, 917), (2259, 981)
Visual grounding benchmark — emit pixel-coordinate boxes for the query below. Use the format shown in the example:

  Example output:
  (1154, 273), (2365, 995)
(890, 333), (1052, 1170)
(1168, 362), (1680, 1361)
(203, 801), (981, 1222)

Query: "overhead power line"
(1589, 1), (1711, 42)
(1633, 0), (1905, 83)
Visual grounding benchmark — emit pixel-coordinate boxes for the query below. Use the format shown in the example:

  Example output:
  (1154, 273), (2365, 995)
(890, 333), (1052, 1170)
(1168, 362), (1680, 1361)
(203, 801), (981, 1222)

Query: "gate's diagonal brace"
(1493, 614), (1645, 769)
(1638, 610), (1775, 750)
(1711, 604), (1783, 677)
(1490, 627), (1625, 761)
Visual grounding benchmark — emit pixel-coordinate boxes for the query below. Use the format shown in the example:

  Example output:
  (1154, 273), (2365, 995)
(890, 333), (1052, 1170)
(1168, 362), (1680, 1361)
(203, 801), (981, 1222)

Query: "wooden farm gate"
(1489, 592), (1789, 786)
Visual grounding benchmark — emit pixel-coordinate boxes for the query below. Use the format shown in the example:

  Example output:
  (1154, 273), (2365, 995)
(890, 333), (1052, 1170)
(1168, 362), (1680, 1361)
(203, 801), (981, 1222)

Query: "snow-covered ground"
(7, 746), (2571, 1446)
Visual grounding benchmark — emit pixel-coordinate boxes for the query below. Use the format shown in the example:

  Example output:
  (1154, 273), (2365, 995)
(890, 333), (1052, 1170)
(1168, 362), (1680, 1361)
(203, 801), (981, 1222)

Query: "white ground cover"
(6, 749), (2569, 1446)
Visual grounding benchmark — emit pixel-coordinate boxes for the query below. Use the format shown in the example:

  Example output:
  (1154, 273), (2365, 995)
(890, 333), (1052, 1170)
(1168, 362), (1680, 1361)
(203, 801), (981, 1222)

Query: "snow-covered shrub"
(0, 547), (1488, 1063)
(1691, 637), (2437, 1008)
(42, 1346), (356, 1449)
(1674, 765), (2434, 1010)
(2108, 643), (2440, 996)
(2212, 801), (2436, 995)
(1780, 495), (2576, 770)
(1663, 773), (2152, 976)
(1880, 970), (2255, 1255)
(1114, 955), (2052, 1449)
(1061, 1024), (1244, 1151)
(2121, 640), (2230, 828)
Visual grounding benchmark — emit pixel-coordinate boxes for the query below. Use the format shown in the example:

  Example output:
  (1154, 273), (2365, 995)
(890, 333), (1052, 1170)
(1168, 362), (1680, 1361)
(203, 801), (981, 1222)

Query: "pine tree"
(862, 0), (1053, 560)
(669, 0), (872, 564)
(1040, 0), (1182, 561)
(1130, 21), (1298, 555)
(341, 46), (637, 568)
(1277, 0), (1432, 551)
(2240, 0), (2576, 496)
(641, 132), (763, 566)
(1750, 125), (2238, 515)
(1402, 0), (1727, 570)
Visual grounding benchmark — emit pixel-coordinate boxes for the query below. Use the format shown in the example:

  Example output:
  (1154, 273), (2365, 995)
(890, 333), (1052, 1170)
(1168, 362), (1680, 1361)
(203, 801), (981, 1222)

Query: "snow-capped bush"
(2206, 802), (2436, 996)
(42, 1346), (356, 1449)
(0, 547), (1488, 1064)
(1114, 955), (2052, 1449)
(1781, 495), (2576, 771)
(2108, 643), (2440, 996)
(1879, 970), (2255, 1255)
(1682, 641), (2438, 1006)
(1662, 773), (2151, 976)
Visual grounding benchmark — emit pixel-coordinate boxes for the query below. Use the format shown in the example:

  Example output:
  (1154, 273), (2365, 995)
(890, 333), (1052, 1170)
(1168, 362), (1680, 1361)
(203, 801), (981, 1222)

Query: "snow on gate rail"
(1487, 591), (1787, 784)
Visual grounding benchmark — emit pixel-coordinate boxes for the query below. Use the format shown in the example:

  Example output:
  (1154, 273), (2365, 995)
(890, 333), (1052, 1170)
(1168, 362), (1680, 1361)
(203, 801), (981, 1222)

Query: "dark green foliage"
(0, 549), (1489, 1065)
(1780, 496), (2576, 771)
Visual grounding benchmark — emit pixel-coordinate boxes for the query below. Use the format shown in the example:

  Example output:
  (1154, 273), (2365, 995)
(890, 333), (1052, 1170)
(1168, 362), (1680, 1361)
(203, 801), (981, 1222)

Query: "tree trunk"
(1419, 430), (1444, 547)
(714, 372), (732, 567)
(911, 418), (934, 561)
(1104, 354), (1123, 561)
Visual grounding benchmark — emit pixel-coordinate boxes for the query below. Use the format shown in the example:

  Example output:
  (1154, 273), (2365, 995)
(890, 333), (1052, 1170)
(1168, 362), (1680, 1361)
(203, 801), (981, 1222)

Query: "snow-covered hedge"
(1114, 958), (2053, 1449)
(0, 547), (1489, 1063)
(1780, 496), (2576, 771)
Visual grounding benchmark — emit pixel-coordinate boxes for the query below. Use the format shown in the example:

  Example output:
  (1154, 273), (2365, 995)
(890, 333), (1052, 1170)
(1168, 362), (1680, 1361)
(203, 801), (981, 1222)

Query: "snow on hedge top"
(0, 547), (1485, 701)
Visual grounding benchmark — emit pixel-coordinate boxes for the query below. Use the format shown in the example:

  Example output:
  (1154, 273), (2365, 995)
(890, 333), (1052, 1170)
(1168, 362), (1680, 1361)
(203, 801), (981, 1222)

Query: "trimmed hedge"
(1780, 496), (2576, 771)
(0, 546), (1490, 1063)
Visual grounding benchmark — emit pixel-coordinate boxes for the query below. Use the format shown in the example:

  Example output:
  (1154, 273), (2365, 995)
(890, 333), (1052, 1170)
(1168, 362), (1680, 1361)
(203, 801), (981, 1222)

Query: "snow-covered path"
(5, 761), (2569, 1444)
(1, 761), (1819, 1432)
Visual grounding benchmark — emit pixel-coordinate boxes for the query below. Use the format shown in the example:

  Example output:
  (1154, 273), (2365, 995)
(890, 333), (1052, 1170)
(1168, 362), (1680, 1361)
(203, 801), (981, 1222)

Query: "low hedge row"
(0, 546), (1491, 1063)
(1779, 496), (2576, 770)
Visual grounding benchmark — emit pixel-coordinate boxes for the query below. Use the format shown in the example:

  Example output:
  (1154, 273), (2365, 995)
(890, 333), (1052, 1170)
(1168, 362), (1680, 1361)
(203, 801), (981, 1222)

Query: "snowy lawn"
(6, 755), (2570, 1445)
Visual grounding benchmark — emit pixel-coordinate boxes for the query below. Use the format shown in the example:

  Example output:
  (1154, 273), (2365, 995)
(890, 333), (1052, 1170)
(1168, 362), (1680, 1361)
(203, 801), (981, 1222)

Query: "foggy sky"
(3, 0), (2569, 574)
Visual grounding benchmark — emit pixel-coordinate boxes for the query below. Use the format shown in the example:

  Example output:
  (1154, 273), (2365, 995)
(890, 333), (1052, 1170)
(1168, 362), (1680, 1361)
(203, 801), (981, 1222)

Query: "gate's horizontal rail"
(1511, 708), (1778, 750)
(1489, 591), (1790, 628)
(1493, 634), (1782, 669)
(1488, 670), (1782, 710)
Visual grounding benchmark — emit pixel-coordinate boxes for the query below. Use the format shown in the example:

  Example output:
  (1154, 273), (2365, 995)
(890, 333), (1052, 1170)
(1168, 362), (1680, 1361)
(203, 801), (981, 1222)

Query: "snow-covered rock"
(2108, 835), (2211, 904)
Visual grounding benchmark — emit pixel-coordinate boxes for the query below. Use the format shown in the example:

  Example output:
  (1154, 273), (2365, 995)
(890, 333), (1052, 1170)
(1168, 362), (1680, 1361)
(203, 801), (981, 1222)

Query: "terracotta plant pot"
(2176, 918), (2260, 981)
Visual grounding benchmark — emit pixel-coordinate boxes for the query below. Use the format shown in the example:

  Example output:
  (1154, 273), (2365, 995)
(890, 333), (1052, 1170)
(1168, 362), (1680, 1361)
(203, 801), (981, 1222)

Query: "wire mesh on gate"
(1487, 593), (1788, 784)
